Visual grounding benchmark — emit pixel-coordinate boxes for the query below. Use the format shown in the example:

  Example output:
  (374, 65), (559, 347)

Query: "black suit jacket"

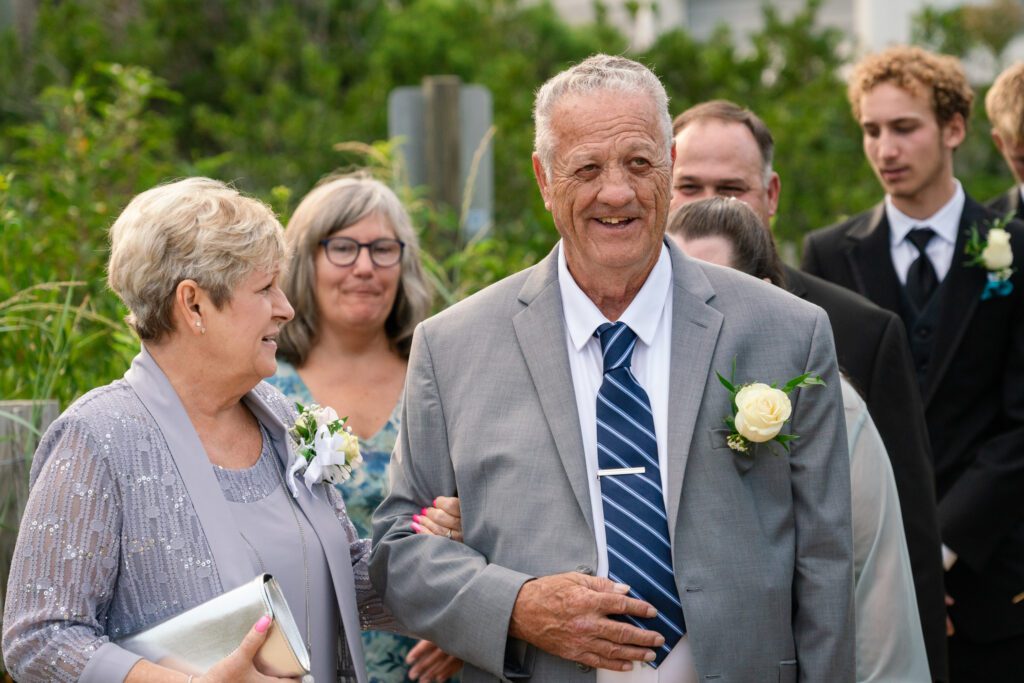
(784, 265), (947, 680)
(802, 196), (1024, 645)
(986, 185), (1024, 222)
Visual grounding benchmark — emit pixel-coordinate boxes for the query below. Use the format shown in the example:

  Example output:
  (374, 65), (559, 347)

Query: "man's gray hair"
(533, 54), (673, 177)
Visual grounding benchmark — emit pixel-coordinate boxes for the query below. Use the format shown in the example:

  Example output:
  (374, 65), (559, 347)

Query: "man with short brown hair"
(804, 46), (1024, 680)
(985, 62), (1024, 221)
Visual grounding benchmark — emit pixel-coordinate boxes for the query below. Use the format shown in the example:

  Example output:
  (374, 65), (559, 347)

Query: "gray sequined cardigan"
(2, 348), (394, 683)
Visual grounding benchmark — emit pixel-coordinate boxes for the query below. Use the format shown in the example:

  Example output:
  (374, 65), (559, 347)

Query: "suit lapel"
(664, 244), (723, 532)
(245, 395), (367, 683)
(512, 249), (593, 532)
(843, 204), (903, 314)
(922, 198), (988, 407)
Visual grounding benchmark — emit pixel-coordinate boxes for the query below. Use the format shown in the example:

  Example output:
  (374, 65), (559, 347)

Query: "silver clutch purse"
(116, 573), (311, 677)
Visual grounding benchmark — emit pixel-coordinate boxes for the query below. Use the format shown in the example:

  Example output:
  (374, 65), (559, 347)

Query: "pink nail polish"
(420, 507), (428, 516)
(411, 522), (423, 533)
(412, 514), (422, 523)
(254, 615), (271, 633)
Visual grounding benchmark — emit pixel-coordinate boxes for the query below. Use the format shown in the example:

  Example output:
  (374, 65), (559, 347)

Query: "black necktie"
(906, 228), (938, 310)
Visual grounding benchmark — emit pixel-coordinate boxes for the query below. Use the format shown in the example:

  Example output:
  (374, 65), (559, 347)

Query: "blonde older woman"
(1, 178), (397, 683)
(267, 173), (457, 682)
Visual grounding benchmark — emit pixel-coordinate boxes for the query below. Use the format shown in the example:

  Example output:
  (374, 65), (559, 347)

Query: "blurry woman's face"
(314, 212), (402, 337)
(671, 233), (736, 269)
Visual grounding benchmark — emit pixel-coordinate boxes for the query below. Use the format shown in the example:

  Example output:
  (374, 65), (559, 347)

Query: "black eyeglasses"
(319, 237), (405, 267)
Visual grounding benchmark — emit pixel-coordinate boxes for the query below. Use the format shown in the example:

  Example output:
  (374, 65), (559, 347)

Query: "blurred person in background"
(985, 62), (1024, 222)
(667, 196), (930, 683)
(803, 46), (1024, 680)
(671, 99), (947, 681)
(2, 178), (398, 683)
(268, 172), (459, 683)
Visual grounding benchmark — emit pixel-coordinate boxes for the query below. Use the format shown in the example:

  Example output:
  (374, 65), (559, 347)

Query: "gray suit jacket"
(371, 242), (854, 682)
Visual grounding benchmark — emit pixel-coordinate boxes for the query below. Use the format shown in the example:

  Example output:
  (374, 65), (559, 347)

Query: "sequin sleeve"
(1, 415), (142, 683)
(324, 484), (398, 632)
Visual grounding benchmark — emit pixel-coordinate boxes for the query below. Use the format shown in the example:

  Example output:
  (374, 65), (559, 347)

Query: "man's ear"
(767, 172), (781, 219)
(532, 153), (551, 211)
(992, 128), (1007, 154)
(943, 112), (967, 150)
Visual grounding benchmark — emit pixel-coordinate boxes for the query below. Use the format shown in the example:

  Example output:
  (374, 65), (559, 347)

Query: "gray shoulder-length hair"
(277, 172), (432, 364)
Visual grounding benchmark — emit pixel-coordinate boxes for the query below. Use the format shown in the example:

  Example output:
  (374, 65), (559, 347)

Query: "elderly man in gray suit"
(371, 54), (854, 682)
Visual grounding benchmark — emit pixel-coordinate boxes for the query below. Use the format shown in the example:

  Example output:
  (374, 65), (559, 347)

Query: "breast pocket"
(778, 659), (798, 683)
(708, 427), (756, 474)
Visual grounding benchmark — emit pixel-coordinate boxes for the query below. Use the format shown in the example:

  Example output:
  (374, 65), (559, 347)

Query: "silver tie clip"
(597, 466), (645, 477)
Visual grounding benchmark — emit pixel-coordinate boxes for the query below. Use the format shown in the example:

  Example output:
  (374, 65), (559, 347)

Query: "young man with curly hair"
(803, 46), (1024, 681)
(985, 62), (1024, 221)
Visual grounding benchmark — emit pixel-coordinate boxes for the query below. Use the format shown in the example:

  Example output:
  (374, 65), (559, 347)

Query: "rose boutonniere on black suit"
(965, 214), (1015, 300)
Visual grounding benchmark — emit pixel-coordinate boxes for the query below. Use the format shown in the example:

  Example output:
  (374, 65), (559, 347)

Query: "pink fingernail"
(411, 522), (424, 533)
(420, 507), (428, 516)
(255, 615), (271, 633)
(412, 514), (423, 523)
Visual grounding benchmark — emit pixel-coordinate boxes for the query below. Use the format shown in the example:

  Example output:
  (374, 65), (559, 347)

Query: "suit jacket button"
(577, 663), (593, 672)
(574, 565), (594, 575)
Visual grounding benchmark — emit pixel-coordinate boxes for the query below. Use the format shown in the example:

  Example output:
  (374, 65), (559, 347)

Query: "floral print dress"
(268, 360), (418, 683)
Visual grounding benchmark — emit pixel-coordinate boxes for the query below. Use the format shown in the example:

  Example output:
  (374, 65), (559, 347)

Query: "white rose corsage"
(965, 216), (1015, 300)
(286, 402), (362, 498)
(717, 363), (825, 454)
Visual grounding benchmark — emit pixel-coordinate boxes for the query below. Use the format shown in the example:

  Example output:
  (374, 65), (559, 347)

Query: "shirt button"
(574, 565), (594, 575)
(577, 663), (593, 672)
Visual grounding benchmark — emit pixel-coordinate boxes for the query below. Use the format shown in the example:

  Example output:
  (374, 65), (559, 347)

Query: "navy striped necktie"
(595, 321), (685, 667)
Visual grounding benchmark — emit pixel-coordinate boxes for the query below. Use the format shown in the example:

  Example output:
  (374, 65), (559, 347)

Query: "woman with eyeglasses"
(268, 172), (459, 682)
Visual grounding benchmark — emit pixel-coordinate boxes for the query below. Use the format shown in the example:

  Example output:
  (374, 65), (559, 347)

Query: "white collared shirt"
(886, 180), (965, 284)
(557, 242), (698, 683)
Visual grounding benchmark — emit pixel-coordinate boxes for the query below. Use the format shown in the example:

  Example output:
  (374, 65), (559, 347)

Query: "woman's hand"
(406, 640), (462, 682)
(197, 616), (300, 683)
(411, 496), (462, 542)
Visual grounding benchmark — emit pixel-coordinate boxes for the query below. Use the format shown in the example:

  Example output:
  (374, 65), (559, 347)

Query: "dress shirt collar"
(557, 241), (671, 351)
(886, 179), (965, 248)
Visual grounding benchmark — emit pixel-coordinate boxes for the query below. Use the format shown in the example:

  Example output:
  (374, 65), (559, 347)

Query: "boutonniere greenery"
(286, 402), (362, 498)
(965, 215), (1015, 300)
(717, 362), (825, 454)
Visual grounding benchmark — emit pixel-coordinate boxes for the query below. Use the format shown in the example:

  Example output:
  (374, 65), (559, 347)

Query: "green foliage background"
(0, 0), (1016, 407)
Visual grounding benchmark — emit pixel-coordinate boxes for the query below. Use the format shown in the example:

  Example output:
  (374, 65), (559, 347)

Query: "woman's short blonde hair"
(848, 46), (973, 128)
(107, 177), (286, 341)
(278, 172), (432, 364)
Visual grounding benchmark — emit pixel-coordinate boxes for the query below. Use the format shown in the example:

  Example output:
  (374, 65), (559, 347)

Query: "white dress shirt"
(886, 180), (965, 285)
(557, 242), (698, 683)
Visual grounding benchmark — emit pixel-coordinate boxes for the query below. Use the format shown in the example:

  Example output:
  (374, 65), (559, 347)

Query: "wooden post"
(423, 75), (463, 251)
(0, 399), (59, 675)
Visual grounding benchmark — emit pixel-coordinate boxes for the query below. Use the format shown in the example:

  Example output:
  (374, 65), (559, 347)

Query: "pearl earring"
(195, 319), (205, 335)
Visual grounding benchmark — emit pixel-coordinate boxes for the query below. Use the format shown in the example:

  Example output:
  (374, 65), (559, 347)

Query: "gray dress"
(2, 348), (395, 683)
(216, 424), (341, 683)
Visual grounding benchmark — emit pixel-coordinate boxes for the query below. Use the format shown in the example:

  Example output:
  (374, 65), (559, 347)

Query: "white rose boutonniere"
(286, 402), (363, 498)
(965, 216), (1015, 300)
(717, 363), (825, 454)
